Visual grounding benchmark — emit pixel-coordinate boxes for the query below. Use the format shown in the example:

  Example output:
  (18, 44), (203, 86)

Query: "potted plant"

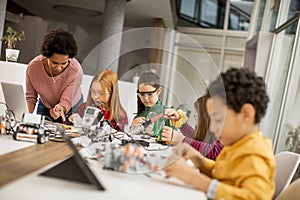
(1, 26), (25, 62)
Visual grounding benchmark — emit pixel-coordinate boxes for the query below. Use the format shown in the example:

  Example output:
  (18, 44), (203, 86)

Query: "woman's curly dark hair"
(208, 68), (269, 123)
(41, 28), (77, 58)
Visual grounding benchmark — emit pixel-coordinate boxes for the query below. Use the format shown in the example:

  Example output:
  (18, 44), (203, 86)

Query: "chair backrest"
(275, 178), (300, 200)
(274, 151), (300, 198)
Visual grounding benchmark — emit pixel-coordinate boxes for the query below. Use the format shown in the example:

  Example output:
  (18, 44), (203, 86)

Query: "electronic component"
(0, 114), (12, 135)
(97, 143), (164, 173)
(121, 139), (150, 147)
(13, 113), (49, 144)
(127, 113), (165, 135)
(82, 106), (104, 131)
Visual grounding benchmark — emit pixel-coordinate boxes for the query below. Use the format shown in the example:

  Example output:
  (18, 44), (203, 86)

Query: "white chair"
(274, 151), (300, 198)
(276, 178), (300, 200)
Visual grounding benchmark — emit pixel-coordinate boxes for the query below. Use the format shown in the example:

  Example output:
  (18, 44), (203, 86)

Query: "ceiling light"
(53, 5), (102, 17)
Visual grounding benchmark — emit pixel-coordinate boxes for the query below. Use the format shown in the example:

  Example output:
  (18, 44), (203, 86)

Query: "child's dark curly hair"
(208, 68), (269, 123)
(41, 28), (77, 58)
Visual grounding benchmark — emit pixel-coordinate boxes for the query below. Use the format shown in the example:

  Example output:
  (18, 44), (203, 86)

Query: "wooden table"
(0, 141), (72, 187)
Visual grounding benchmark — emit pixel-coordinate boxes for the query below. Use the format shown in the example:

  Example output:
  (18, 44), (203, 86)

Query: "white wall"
(2, 13), (103, 69)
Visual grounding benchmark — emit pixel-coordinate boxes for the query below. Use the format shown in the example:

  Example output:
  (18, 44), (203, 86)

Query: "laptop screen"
(1, 82), (28, 120)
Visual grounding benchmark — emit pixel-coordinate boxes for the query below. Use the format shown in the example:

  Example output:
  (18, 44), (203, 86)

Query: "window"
(177, 0), (254, 31)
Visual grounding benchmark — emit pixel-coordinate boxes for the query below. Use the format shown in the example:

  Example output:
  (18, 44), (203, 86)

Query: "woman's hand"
(161, 126), (184, 144)
(50, 104), (66, 122)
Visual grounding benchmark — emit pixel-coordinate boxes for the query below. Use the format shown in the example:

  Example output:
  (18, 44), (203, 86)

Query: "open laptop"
(1, 82), (28, 120)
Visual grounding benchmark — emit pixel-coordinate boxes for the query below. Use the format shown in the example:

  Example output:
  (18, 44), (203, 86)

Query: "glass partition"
(273, 19), (300, 180)
(260, 20), (298, 142)
(268, 0), (281, 31)
(261, 0), (299, 145)
(256, 0), (300, 182)
(286, 0), (300, 23)
(256, 0), (266, 32)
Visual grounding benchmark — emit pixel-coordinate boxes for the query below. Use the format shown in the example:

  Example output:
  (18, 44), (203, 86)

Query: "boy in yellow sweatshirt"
(164, 68), (275, 200)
